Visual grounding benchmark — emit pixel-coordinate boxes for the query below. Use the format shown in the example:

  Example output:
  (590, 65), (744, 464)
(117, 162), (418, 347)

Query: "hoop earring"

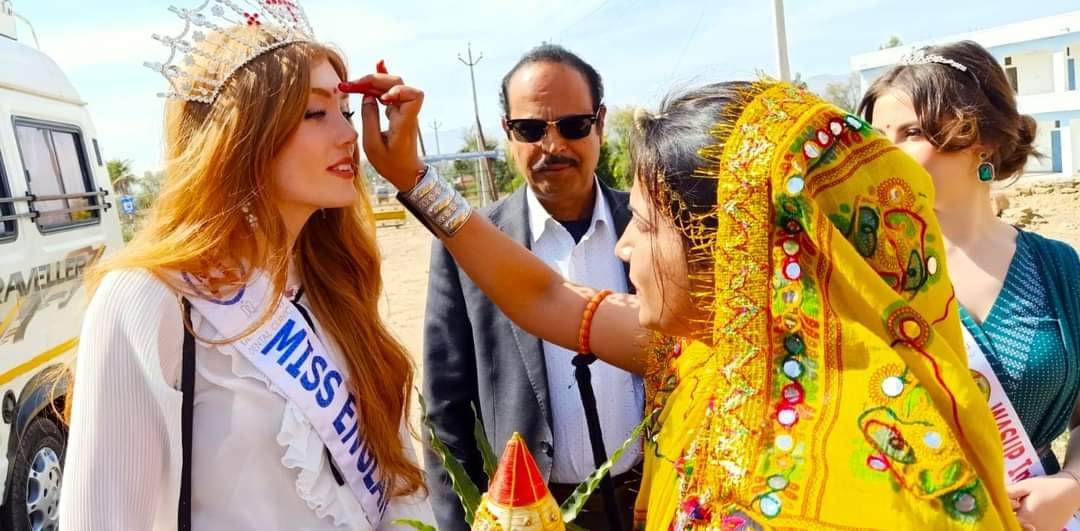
(977, 155), (996, 183)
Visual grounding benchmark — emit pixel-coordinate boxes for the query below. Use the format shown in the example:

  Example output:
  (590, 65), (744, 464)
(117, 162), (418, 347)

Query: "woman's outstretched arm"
(354, 74), (649, 375)
(430, 208), (646, 374)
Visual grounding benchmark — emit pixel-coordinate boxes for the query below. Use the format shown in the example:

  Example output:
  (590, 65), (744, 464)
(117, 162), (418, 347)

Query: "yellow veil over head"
(634, 82), (1017, 530)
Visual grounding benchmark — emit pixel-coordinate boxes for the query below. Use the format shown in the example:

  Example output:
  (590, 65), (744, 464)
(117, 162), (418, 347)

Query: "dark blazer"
(422, 181), (631, 530)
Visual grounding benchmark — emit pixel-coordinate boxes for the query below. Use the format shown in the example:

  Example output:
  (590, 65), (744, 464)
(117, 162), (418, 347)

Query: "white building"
(851, 11), (1080, 176)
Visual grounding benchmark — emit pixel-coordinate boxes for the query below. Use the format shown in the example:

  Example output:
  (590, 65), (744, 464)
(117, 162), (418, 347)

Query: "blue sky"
(9, 0), (1073, 174)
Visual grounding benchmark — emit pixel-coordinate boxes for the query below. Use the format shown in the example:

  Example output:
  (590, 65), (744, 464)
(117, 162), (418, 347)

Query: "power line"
(558, 0), (613, 38)
(670, 4), (706, 78)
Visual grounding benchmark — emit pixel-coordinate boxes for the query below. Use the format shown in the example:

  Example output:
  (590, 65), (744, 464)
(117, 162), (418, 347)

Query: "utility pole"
(417, 129), (427, 157)
(474, 128), (489, 206)
(430, 120), (442, 155)
(772, 0), (791, 82)
(458, 42), (498, 204)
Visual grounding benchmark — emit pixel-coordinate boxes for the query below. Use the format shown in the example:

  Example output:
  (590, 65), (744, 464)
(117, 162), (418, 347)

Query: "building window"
(1056, 120), (1062, 128)
(1070, 58), (1077, 91)
(14, 119), (102, 231)
(0, 148), (14, 241)
(1005, 56), (1013, 66)
(1006, 66), (1019, 93)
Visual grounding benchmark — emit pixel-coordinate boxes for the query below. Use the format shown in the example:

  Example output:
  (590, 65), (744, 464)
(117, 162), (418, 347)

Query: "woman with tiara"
(358, 70), (1021, 527)
(59, 1), (432, 529)
(862, 40), (1080, 531)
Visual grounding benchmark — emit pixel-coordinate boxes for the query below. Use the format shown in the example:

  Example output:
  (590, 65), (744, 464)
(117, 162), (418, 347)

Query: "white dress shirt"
(526, 181), (644, 483)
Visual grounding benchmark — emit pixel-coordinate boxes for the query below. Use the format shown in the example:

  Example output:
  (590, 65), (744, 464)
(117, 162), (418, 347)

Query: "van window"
(14, 119), (101, 230)
(0, 149), (14, 241)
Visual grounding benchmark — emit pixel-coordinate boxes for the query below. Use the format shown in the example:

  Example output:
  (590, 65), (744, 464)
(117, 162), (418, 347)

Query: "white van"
(0, 5), (125, 530)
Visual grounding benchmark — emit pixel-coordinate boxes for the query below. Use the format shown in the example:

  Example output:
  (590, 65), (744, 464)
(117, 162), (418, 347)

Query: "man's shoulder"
(430, 188), (526, 274)
(598, 182), (631, 236)
(479, 186), (527, 223)
(609, 188), (630, 206)
(598, 180), (629, 208)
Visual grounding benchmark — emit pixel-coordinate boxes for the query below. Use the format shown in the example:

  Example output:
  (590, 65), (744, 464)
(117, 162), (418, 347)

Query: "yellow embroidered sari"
(634, 84), (1017, 530)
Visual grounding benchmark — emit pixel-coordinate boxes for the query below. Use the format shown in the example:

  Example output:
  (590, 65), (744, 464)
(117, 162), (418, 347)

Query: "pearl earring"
(240, 202), (258, 228)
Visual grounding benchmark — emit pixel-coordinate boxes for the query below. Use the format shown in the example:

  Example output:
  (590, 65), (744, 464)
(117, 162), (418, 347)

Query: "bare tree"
(822, 73), (862, 112)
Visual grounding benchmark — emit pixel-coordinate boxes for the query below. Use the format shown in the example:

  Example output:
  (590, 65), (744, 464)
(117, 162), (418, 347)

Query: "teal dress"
(960, 230), (1080, 473)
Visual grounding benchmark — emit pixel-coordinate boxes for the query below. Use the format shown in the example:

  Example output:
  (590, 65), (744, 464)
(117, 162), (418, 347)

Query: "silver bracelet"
(398, 165), (473, 237)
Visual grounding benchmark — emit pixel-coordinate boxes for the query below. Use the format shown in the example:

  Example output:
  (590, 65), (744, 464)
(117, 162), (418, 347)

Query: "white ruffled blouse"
(59, 268), (434, 530)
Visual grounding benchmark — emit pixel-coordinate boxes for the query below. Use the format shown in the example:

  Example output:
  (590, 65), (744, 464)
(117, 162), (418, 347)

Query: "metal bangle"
(398, 165), (473, 237)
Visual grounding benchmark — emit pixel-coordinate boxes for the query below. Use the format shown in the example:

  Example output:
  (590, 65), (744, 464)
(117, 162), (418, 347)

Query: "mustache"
(531, 154), (579, 172)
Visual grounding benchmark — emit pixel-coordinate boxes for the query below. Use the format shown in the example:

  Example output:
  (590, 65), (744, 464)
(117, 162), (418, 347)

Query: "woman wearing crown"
(862, 41), (1080, 531)
(359, 67), (1025, 526)
(58, 1), (432, 530)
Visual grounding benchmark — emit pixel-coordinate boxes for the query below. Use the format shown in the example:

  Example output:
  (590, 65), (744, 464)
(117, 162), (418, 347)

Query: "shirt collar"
(526, 177), (613, 245)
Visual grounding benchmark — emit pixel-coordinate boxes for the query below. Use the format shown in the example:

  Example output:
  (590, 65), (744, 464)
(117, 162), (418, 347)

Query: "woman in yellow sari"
(358, 76), (1018, 529)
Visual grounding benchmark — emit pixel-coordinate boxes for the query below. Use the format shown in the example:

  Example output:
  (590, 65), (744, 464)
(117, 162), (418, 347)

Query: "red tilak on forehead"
(338, 60), (389, 97)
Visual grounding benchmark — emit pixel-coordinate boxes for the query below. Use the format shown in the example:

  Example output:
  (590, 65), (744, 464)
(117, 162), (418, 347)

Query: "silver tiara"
(898, 48), (968, 73)
(143, 0), (316, 104)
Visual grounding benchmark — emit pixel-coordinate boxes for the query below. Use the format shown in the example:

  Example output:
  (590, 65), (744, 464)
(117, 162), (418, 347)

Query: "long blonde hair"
(84, 28), (424, 496)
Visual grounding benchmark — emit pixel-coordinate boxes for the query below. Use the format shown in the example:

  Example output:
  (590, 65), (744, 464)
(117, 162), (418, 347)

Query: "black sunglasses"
(505, 112), (600, 143)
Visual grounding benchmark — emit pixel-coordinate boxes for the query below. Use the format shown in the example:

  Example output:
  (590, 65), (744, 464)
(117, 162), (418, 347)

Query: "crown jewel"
(144, 0), (316, 104)
(897, 48), (968, 73)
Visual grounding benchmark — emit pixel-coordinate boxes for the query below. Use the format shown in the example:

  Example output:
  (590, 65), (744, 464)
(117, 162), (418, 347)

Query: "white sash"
(182, 271), (389, 527)
(963, 324), (1080, 530)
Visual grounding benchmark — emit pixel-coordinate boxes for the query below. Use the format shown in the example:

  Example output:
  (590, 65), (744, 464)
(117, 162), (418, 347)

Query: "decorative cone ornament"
(472, 433), (564, 530)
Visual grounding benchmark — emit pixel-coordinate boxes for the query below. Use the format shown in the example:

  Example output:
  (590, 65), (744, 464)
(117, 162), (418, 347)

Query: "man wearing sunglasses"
(423, 44), (641, 530)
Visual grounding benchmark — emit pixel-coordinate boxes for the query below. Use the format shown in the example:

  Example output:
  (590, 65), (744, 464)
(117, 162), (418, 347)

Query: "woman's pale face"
(870, 90), (982, 209)
(270, 58), (360, 224)
(616, 181), (699, 338)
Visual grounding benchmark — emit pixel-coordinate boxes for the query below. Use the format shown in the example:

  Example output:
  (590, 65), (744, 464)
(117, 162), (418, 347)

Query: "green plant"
(412, 391), (651, 529)
(415, 394), (482, 525)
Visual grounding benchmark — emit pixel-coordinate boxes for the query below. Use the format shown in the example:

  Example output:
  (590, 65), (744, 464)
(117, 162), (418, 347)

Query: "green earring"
(977, 160), (995, 183)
